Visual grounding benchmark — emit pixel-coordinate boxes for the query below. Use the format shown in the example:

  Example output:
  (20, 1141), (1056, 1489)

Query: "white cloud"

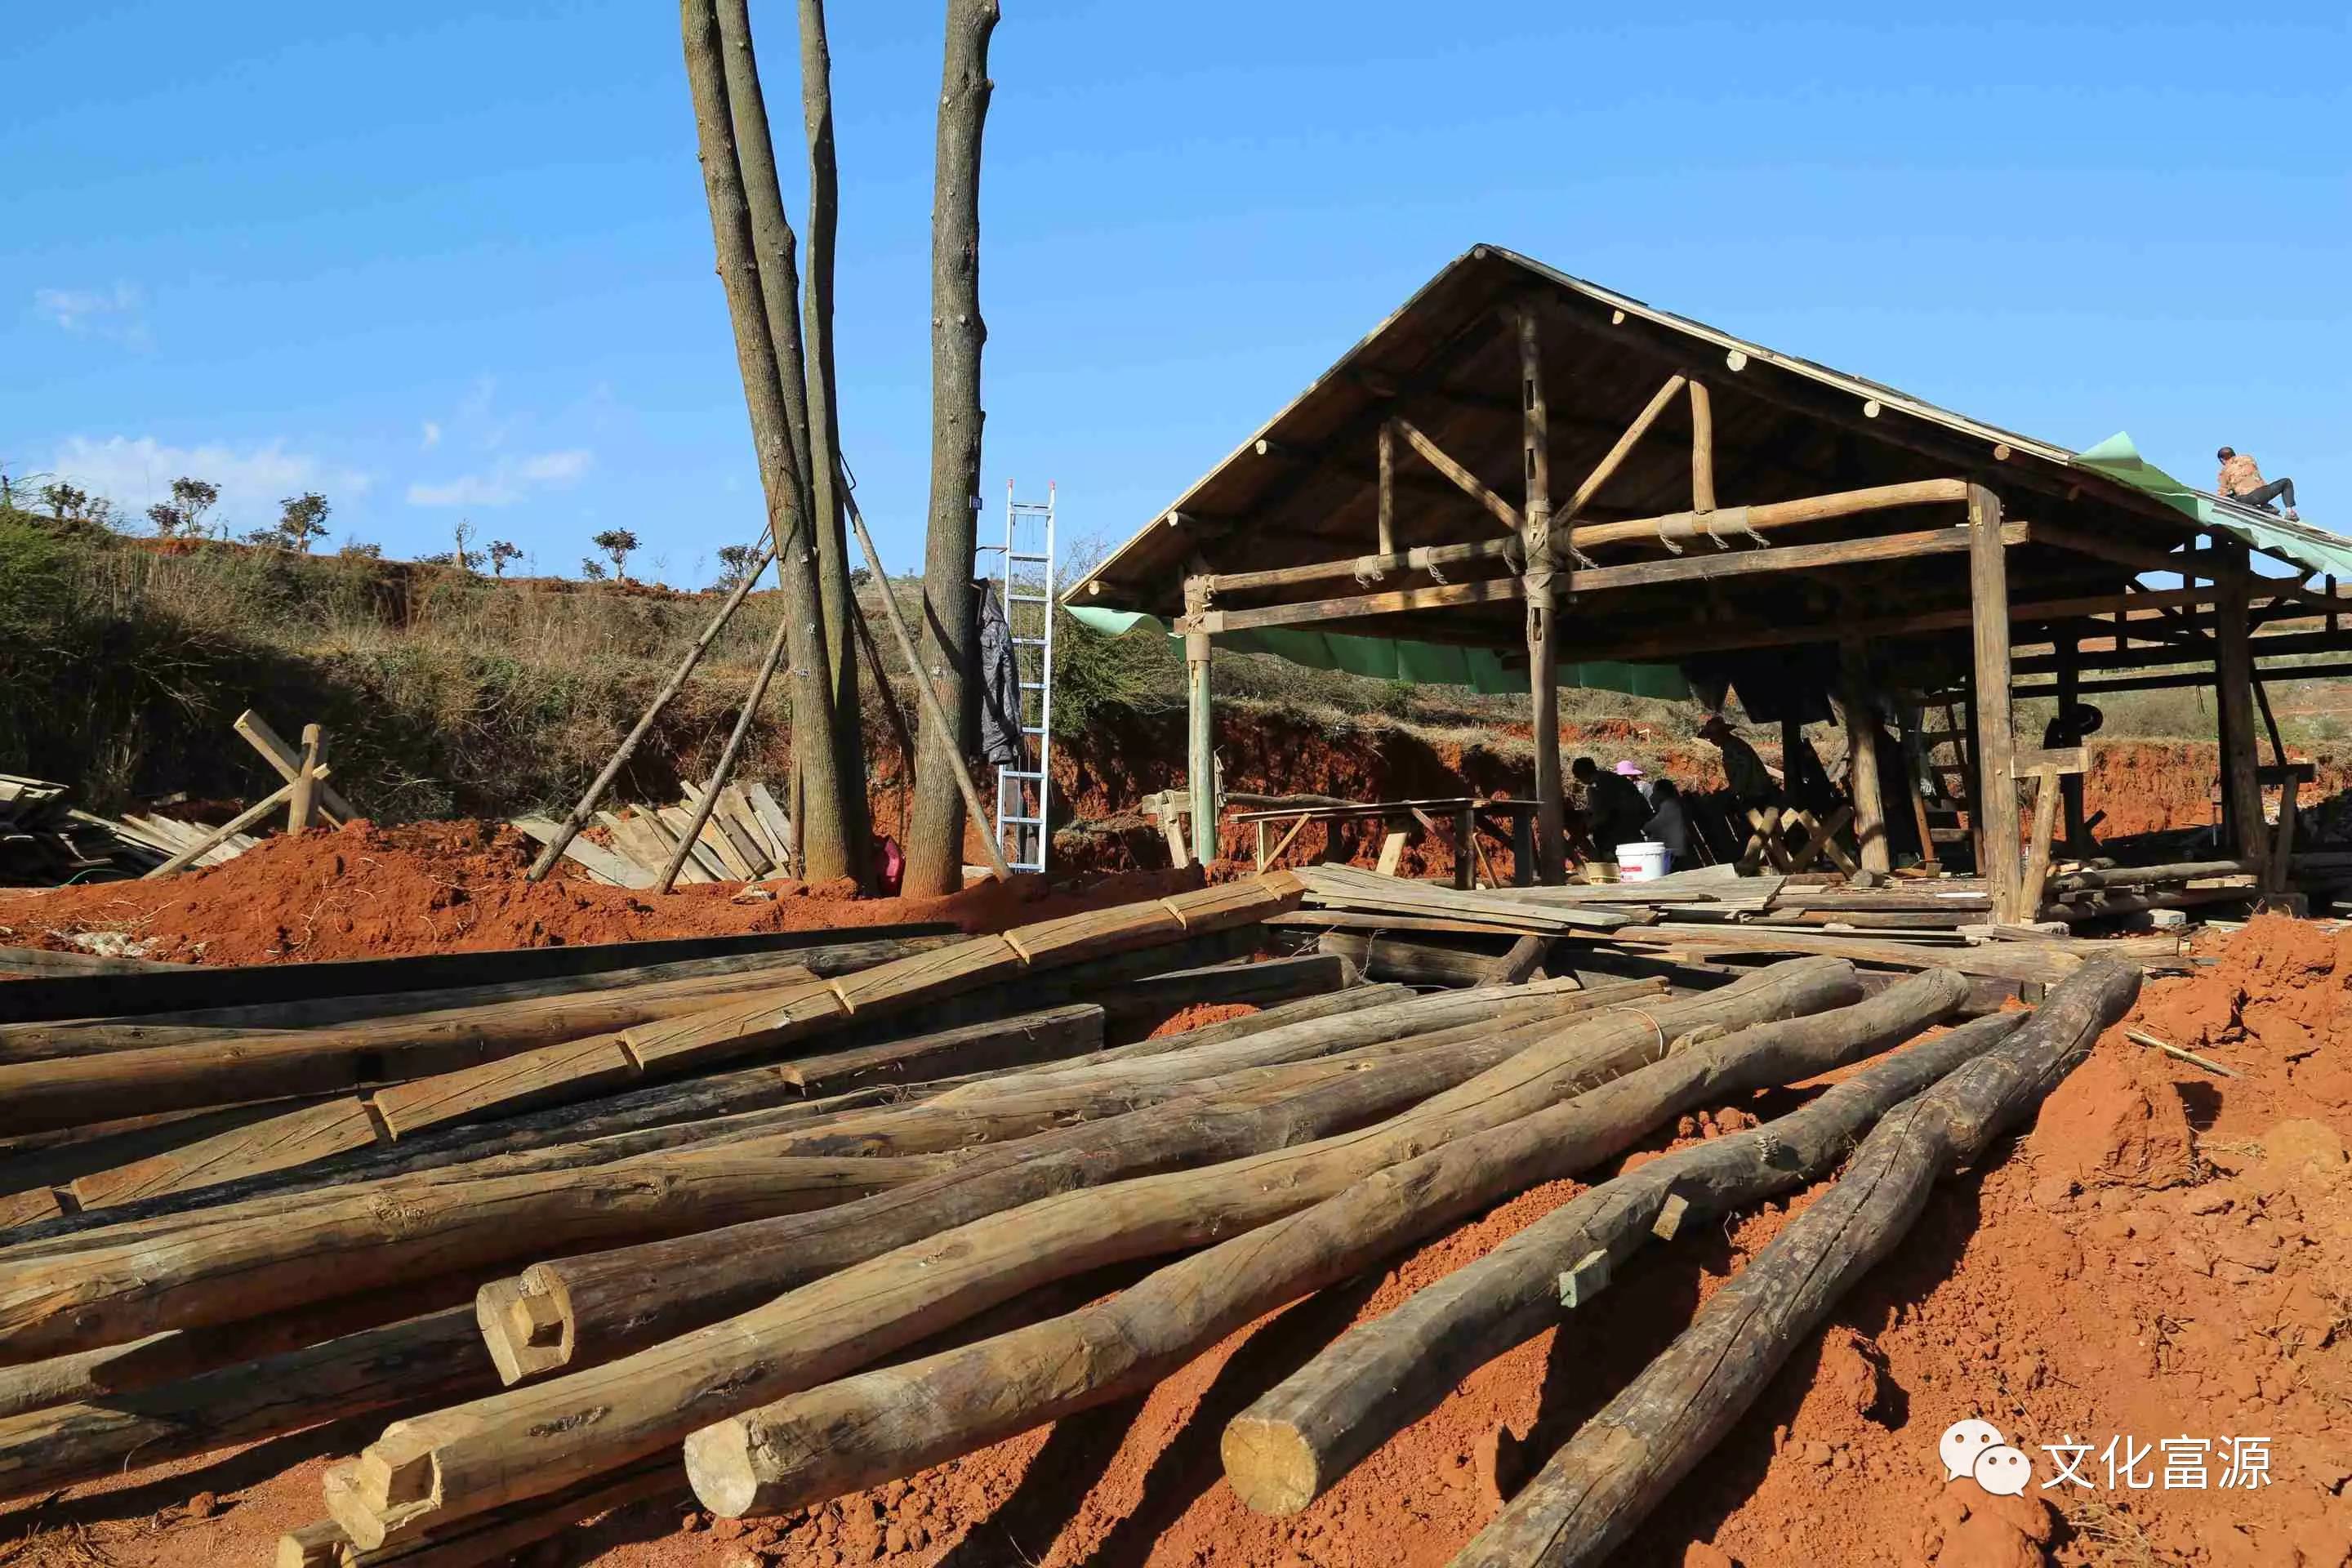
(407, 448), (593, 508)
(421, 421), (442, 450)
(34, 283), (149, 345)
(51, 435), (372, 517)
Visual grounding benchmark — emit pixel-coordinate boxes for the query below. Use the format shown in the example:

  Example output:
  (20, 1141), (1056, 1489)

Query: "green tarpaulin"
(1065, 606), (1690, 702)
(2074, 432), (2352, 581)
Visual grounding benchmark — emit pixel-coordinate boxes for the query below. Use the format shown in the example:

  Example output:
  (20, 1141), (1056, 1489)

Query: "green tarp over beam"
(2074, 432), (2352, 581)
(1065, 606), (1690, 702)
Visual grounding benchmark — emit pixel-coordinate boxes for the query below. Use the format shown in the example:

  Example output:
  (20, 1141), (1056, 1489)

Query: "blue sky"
(6, 2), (2345, 587)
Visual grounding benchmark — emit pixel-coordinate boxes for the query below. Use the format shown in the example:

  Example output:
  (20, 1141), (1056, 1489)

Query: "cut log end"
(274, 1520), (347, 1568)
(1218, 1413), (1324, 1517)
(476, 1276), (566, 1386)
(681, 1420), (763, 1519)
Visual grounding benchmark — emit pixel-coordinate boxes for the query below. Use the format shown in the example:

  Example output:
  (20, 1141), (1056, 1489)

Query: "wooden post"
(1517, 306), (1565, 885)
(1969, 486), (2025, 923)
(1688, 381), (1714, 514)
(1186, 621), (1216, 868)
(2214, 542), (2266, 864)
(2054, 634), (2087, 853)
(235, 710), (355, 824)
(288, 724), (325, 834)
(1838, 641), (1890, 875)
(1375, 422), (1395, 556)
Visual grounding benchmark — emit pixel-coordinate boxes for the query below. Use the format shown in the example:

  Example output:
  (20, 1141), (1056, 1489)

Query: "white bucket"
(1615, 841), (1669, 882)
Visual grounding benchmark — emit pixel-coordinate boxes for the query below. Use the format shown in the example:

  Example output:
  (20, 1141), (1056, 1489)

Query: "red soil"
(0, 820), (1200, 966)
(5, 884), (2350, 1566)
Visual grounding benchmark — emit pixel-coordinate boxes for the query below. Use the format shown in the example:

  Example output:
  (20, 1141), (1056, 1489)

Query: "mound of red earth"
(0, 819), (1199, 966)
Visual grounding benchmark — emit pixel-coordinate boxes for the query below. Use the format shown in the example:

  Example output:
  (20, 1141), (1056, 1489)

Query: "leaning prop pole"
(525, 541), (777, 881)
(1453, 958), (2141, 1568)
(655, 611), (795, 893)
(842, 477), (1013, 880)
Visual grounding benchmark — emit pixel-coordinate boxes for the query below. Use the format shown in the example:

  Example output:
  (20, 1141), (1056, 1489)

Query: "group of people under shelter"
(1565, 708), (1902, 873)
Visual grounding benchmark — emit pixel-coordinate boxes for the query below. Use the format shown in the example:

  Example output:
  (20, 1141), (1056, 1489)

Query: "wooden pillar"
(2214, 542), (2266, 863)
(2054, 633), (2087, 853)
(1839, 640), (1891, 874)
(288, 724), (325, 834)
(1186, 628), (1216, 868)
(1688, 381), (1715, 514)
(1968, 485), (2024, 923)
(1518, 306), (1565, 884)
(1376, 423), (1396, 556)
(1779, 711), (1805, 803)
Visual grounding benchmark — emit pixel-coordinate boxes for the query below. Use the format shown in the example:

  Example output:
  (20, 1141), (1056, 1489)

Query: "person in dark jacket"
(1641, 777), (1691, 867)
(1572, 755), (1650, 853)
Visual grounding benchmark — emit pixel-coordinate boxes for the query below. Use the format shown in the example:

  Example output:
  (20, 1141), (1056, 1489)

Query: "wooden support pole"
(2019, 769), (2062, 918)
(1186, 626), (1217, 867)
(841, 483), (1013, 882)
(1388, 416), (1521, 532)
(1375, 421), (1395, 556)
(1839, 640), (1891, 875)
(1560, 374), (1686, 523)
(1687, 380), (1714, 514)
(524, 541), (777, 880)
(1517, 307), (1564, 886)
(1969, 486), (2025, 923)
(1450, 960), (2140, 1568)
(287, 724), (325, 834)
(2054, 634), (2087, 852)
(2214, 542), (2266, 863)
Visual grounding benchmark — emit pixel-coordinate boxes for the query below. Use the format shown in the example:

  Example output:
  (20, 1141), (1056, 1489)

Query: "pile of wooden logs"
(512, 776), (795, 889)
(0, 870), (2145, 1567)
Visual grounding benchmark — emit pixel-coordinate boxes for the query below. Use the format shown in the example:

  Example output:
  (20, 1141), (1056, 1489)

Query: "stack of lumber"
(0, 774), (252, 885)
(1277, 861), (2188, 1000)
(0, 869), (2145, 1566)
(512, 776), (794, 889)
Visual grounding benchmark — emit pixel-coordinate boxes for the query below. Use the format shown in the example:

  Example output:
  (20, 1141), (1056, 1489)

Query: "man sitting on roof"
(2216, 447), (2301, 522)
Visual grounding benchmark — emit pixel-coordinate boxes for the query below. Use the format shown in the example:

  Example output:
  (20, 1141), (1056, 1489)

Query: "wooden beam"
(1970, 486), (2024, 924)
(2054, 635), (2087, 853)
(143, 777), (314, 880)
(1559, 375), (1686, 527)
(1388, 416), (1521, 532)
(1564, 523), (2009, 595)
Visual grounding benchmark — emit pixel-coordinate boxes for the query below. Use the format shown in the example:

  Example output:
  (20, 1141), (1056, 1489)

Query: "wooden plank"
(1373, 828), (1409, 877)
(649, 808), (729, 881)
(507, 817), (648, 889)
(716, 783), (776, 873)
(742, 782), (795, 868)
(685, 781), (768, 878)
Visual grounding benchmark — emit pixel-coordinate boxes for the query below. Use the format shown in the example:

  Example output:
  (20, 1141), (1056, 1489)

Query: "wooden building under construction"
(1068, 245), (2352, 924)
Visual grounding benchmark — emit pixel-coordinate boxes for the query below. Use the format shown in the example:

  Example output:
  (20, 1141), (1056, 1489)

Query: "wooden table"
(1229, 797), (1544, 889)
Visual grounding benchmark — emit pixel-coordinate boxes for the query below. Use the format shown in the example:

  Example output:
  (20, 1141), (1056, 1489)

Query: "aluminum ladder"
(978, 481), (1056, 873)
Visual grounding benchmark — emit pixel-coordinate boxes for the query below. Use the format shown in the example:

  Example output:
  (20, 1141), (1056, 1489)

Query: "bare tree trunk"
(903, 0), (1000, 898)
(684, 0), (860, 884)
(796, 0), (866, 850)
